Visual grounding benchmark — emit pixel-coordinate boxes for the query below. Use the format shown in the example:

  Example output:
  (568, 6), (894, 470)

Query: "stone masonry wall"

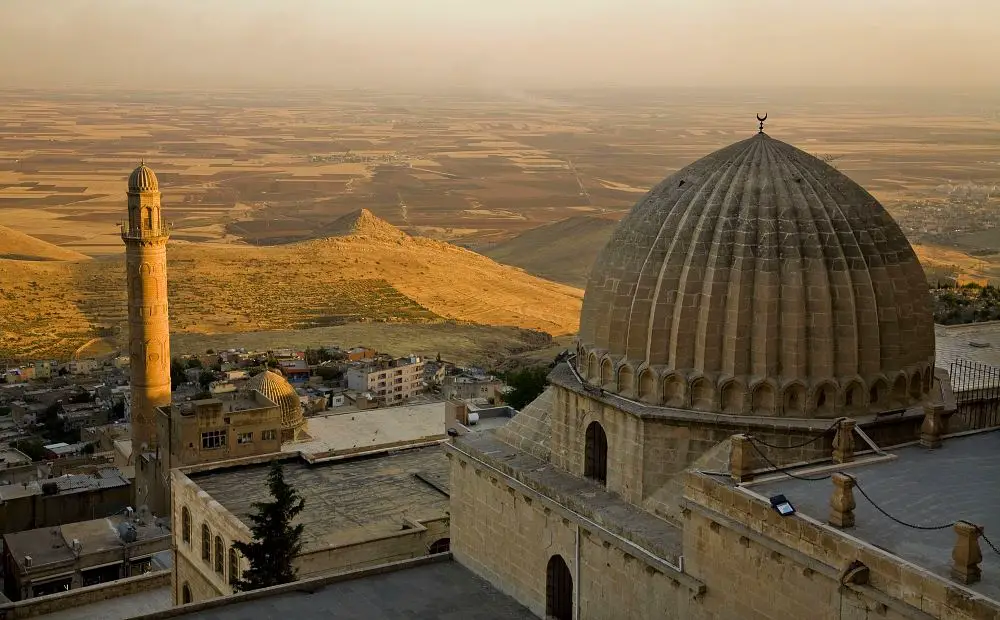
(171, 471), (249, 605)
(294, 517), (450, 581)
(551, 387), (645, 504)
(449, 449), (697, 620)
(683, 472), (1000, 620)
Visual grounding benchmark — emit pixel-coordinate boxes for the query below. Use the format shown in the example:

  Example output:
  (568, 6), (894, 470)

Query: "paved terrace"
(286, 401), (445, 459)
(190, 445), (450, 550)
(752, 430), (1000, 603)
(136, 558), (534, 620)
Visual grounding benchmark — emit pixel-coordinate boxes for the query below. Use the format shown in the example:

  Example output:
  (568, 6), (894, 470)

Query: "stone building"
(172, 442), (450, 606)
(2, 513), (170, 601)
(441, 131), (1000, 619)
(136, 372), (305, 516)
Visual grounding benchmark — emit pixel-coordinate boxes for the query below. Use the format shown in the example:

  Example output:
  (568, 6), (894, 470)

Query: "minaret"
(122, 162), (171, 451)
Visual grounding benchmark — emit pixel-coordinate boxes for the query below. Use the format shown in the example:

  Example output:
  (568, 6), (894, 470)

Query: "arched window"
(201, 524), (211, 562)
(584, 421), (608, 485)
(546, 554), (573, 620)
(228, 548), (239, 585)
(181, 583), (192, 604)
(428, 538), (450, 554)
(144, 206), (153, 229)
(214, 536), (224, 574)
(181, 507), (191, 544)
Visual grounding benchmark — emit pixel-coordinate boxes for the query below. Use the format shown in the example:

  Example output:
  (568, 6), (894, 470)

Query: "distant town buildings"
(346, 355), (425, 405)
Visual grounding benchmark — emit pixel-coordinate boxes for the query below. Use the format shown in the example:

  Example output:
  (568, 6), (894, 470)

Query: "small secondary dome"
(128, 162), (159, 193)
(245, 370), (306, 441)
(577, 132), (935, 418)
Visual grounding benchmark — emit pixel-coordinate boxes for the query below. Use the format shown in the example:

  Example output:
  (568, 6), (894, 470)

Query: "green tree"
(198, 370), (216, 389)
(14, 439), (45, 461)
(314, 366), (343, 382)
(170, 358), (187, 391)
(232, 463), (306, 592)
(502, 366), (549, 410)
(185, 357), (203, 369)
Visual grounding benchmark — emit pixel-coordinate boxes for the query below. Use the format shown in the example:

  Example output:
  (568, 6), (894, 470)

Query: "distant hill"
(483, 214), (620, 288)
(0, 211), (582, 361)
(318, 208), (408, 241)
(0, 225), (89, 262)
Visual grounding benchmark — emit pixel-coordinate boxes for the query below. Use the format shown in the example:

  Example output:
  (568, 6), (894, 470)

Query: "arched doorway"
(584, 421), (608, 485)
(181, 583), (192, 604)
(546, 555), (573, 620)
(428, 538), (450, 554)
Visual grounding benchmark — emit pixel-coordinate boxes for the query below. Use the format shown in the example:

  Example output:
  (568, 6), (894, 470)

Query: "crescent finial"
(756, 113), (767, 134)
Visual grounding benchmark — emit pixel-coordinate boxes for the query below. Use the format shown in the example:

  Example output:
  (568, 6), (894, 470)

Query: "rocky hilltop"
(0, 212), (582, 361)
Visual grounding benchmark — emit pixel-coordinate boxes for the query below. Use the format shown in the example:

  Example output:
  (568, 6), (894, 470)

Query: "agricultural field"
(1, 88), (999, 360)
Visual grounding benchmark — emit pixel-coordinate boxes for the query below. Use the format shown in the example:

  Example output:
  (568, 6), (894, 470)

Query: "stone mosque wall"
(449, 442), (998, 620)
(448, 449), (698, 619)
(681, 472), (998, 620)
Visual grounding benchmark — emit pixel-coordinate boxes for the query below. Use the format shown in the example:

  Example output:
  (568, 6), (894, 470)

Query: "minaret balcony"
(120, 219), (171, 242)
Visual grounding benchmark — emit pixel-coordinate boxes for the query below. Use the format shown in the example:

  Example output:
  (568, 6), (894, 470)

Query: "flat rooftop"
(191, 445), (449, 551)
(753, 430), (1000, 603)
(4, 515), (169, 570)
(287, 401), (445, 458)
(935, 322), (1000, 390)
(28, 586), (171, 620)
(151, 559), (534, 620)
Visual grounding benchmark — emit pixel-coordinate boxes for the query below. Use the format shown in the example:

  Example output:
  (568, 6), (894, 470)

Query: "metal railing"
(949, 359), (1000, 429)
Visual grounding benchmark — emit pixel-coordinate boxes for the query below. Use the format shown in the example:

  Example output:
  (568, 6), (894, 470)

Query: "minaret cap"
(128, 162), (159, 193)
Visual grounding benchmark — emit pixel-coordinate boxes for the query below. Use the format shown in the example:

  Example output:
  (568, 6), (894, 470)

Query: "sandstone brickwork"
(123, 163), (172, 450)
(577, 133), (935, 418)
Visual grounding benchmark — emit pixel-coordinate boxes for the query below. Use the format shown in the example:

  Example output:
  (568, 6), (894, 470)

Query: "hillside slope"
(0, 225), (90, 261)
(483, 214), (619, 287)
(0, 210), (582, 361)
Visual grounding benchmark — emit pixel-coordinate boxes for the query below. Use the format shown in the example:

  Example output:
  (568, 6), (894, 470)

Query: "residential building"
(345, 346), (377, 362)
(345, 356), (424, 404)
(2, 513), (171, 601)
(137, 388), (285, 516)
(440, 372), (503, 403)
(0, 469), (132, 535)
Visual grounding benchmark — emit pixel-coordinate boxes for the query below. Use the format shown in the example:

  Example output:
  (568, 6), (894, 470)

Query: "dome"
(245, 370), (306, 438)
(128, 163), (159, 193)
(577, 132), (935, 418)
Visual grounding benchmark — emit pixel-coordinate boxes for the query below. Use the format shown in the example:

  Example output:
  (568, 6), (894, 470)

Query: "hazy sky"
(1, 0), (997, 91)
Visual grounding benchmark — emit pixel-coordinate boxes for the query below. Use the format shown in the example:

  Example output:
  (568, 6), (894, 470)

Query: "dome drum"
(577, 344), (933, 418)
(128, 163), (159, 193)
(577, 133), (935, 419)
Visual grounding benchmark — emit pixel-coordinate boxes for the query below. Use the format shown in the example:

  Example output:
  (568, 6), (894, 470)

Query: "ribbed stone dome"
(245, 370), (306, 437)
(577, 132), (935, 418)
(128, 163), (159, 193)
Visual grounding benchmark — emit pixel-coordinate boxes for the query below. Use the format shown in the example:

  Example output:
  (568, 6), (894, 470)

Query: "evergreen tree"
(232, 462), (305, 592)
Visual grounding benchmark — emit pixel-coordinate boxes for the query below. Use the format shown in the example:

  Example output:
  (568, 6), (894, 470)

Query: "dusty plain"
(1, 88), (999, 362)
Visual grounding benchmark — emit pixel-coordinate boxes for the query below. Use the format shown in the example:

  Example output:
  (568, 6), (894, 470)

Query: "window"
(201, 525), (211, 561)
(182, 583), (192, 604)
(237, 432), (253, 444)
(214, 536), (224, 574)
(201, 429), (226, 449)
(228, 548), (240, 585)
(181, 507), (191, 544)
(261, 429), (277, 441)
